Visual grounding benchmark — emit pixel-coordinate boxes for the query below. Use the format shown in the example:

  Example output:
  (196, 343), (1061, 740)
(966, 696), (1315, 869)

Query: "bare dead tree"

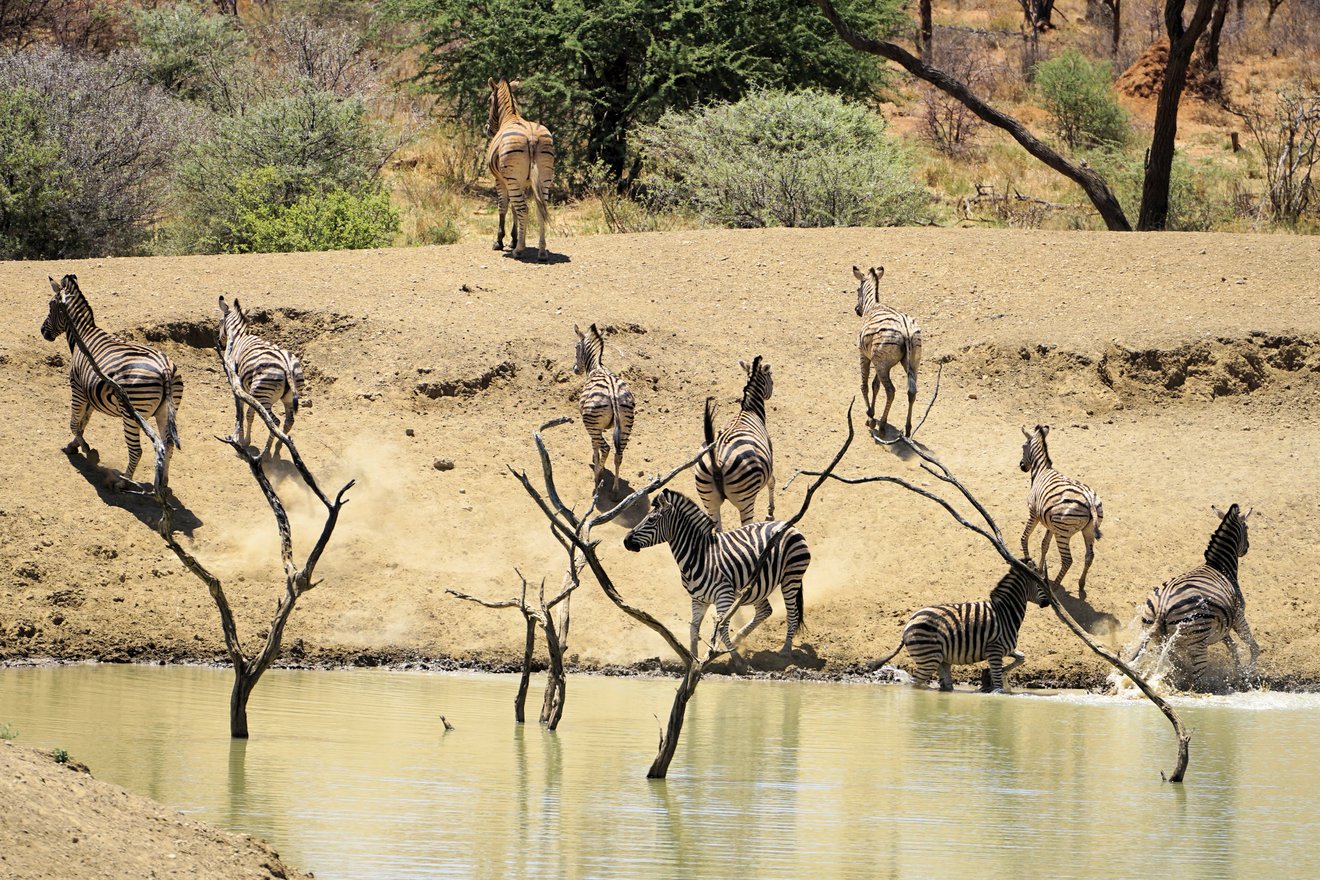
(1228, 84), (1320, 223)
(789, 435), (1191, 783)
(55, 298), (352, 739)
(510, 406), (854, 778)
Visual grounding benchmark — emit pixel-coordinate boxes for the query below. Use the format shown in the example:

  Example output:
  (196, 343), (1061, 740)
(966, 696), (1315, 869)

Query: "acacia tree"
(813, 0), (1218, 231)
(54, 286), (353, 738)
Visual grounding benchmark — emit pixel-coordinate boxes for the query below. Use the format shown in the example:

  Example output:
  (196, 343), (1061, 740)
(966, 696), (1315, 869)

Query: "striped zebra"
(1129, 504), (1260, 688)
(851, 266), (923, 437)
(694, 356), (775, 531)
(485, 78), (554, 262)
(218, 296), (304, 459)
(39, 274), (182, 484)
(1019, 424), (1104, 600)
(573, 323), (635, 491)
(871, 565), (1050, 692)
(623, 489), (810, 657)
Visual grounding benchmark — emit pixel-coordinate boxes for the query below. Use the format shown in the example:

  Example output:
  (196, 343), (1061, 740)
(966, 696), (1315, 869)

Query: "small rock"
(405, 428), (415, 437)
(433, 458), (455, 471)
(16, 622), (37, 638)
(968, 393), (978, 400)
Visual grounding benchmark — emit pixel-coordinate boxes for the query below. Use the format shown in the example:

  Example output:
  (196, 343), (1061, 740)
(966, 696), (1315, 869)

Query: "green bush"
(1035, 49), (1130, 151)
(0, 722), (17, 741)
(130, 1), (248, 109)
(638, 89), (928, 228)
(0, 87), (78, 259)
(1086, 149), (1232, 231)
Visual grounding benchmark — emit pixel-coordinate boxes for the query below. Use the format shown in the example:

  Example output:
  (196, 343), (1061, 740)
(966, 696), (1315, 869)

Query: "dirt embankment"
(1, 228), (1318, 687)
(0, 742), (309, 880)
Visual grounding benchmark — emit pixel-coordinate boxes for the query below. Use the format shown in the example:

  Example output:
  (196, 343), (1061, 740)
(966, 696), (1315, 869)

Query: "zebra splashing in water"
(218, 296), (304, 459)
(623, 488), (810, 658)
(871, 565), (1050, 692)
(1128, 504), (1260, 689)
(573, 323), (635, 492)
(694, 356), (775, 531)
(1019, 424), (1104, 600)
(40, 274), (183, 485)
(851, 265), (922, 437)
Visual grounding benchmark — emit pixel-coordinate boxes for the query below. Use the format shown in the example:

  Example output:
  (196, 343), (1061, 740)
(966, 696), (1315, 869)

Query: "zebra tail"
(165, 373), (182, 451)
(611, 393), (624, 457)
(867, 639), (904, 671)
(1089, 492), (1103, 540)
(528, 139), (544, 206)
(703, 396), (724, 496)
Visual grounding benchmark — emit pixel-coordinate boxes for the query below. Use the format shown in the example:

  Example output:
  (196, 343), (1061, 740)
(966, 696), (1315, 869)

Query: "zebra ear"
(872, 266), (885, 281)
(487, 77), (497, 90)
(48, 276), (61, 294)
(1212, 505), (1226, 519)
(1037, 424), (1050, 436)
(1021, 425), (1031, 438)
(852, 265), (864, 281)
(739, 359), (750, 373)
(218, 295), (229, 315)
(573, 324), (583, 338)
(1242, 507), (1253, 521)
(590, 323), (601, 339)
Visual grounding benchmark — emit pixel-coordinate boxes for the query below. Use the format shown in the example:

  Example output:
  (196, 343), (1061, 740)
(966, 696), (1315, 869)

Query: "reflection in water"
(3, 665), (1320, 880)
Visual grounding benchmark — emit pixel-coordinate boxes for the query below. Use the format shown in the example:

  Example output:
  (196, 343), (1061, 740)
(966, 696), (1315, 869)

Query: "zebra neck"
(740, 391), (766, 422)
(1029, 456), (1051, 480)
(990, 589), (1028, 634)
(668, 521), (717, 580)
(495, 84), (519, 127)
(62, 296), (102, 350)
(1204, 533), (1240, 582)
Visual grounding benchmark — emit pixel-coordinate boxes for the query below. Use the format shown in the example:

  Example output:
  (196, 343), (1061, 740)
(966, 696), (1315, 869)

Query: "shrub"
(1086, 149), (1232, 231)
(1035, 49), (1130, 151)
(129, 1), (248, 109)
(0, 49), (191, 259)
(52, 747), (69, 764)
(0, 722), (17, 741)
(639, 89), (928, 228)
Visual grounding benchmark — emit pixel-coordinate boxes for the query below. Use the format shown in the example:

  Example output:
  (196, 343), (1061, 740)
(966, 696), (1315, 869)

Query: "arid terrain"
(1, 227), (1318, 686)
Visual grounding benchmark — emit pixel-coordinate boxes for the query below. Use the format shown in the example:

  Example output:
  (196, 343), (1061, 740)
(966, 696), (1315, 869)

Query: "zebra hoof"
(537, 252), (548, 263)
(492, 241), (504, 251)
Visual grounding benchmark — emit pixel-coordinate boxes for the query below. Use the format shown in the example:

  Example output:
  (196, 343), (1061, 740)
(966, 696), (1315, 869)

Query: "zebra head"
(851, 265), (884, 317)
(739, 356), (773, 403)
(623, 489), (713, 552)
(40, 275), (77, 342)
(573, 323), (604, 374)
(1210, 504), (1252, 559)
(484, 78), (519, 136)
(1019, 424), (1051, 473)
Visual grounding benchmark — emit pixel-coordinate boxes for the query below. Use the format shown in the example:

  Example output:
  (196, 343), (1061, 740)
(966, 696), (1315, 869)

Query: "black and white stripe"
(40, 274), (183, 483)
(623, 488), (810, 657)
(871, 566), (1050, 691)
(218, 296), (304, 458)
(852, 265), (922, 437)
(485, 78), (554, 261)
(574, 323), (635, 491)
(694, 356), (775, 531)
(1019, 424), (1104, 600)
(1129, 504), (1260, 688)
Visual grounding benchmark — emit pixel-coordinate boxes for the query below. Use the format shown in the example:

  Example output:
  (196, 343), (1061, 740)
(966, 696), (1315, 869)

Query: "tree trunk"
(648, 664), (702, 779)
(230, 667), (253, 739)
(1111, 0), (1122, 55)
(516, 615), (535, 723)
(920, 0), (933, 62)
(1200, 0), (1230, 92)
(1138, 0), (1219, 230)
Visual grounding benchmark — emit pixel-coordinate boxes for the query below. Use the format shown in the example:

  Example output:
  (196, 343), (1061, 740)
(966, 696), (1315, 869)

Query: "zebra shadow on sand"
(588, 470), (649, 527)
(502, 247), (571, 265)
(66, 448), (202, 538)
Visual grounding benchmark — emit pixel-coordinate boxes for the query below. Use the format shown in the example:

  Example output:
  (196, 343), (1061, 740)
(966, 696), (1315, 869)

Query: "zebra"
(1019, 424), (1104, 600)
(870, 565), (1050, 692)
(623, 488), (810, 658)
(852, 265), (922, 437)
(694, 356), (775, 531)
(39, 274), (182, 485)
(1128, 504), (1260, 689)
(218, 296), (304, 459)
(573, 323), (635, 492)
(485, 78), (554, 262)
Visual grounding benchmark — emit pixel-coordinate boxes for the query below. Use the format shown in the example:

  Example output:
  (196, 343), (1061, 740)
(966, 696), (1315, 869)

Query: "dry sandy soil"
(1, 227), (1318, 687)
(0, 742), (308, 880)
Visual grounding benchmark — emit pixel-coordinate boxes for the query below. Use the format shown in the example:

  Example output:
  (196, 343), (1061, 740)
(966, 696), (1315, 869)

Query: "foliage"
(0, 722), (17, 740)
(0, 49), (192, 259)
(1085, 149), (1232, 231)
(386, 0), (906, 181)
(129, 1), (248, 109)
(920, 36), (995, 156)
(51, 748), (68, 763)
(1035, 49), (1131, 151)
(172, 90), (397, 253)
(639, 89), (928, 229)
(1230, 83), (1320, 224)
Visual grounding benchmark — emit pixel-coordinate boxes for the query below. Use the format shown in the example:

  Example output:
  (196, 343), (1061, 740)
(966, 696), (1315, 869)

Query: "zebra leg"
(780, 570), (805, 655)
(737, 497), (756, 528)
(986, 655), (1005, 692)
(696, 475), (724, 533)
(612, 441), (624, 493)
(66, 393), (93, 455)
(1039, 532), (1053, 583)
(120, 413), (143, 482)
(493, 182), (509, 250)
(506, 180), (529, 257)
(904, 362), (918, 437)
(272, 396), (295, 459)
(765, 469), (776, 522)
(713, 593), (739, 657)
(732, 599), (773, 651)
(1234, 615), (1261, 670)
(937, 662), (955, 692)
(859, 355), (874, 424)
(153, 405), (173, 486)
(689, 598), (707, 656)
(586, 427), (607, 485)
(877, 367), (897, 436)
(1077, 526), (1097, 600)
(1053, 532), (1076, 595)
(1020, 514), (1038, 565)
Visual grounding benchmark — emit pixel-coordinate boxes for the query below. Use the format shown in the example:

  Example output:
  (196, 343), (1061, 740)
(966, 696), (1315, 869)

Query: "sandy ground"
(0, 227), (1318, 687)
(0, 742), (309, 879)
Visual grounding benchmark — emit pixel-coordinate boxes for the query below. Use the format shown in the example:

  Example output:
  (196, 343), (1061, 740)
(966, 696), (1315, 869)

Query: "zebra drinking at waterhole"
(851, 265), (922, 437)
(40, 274), (183, 486)
(574, 324), (635, 492)
(622, 489), (810, 659)
(485, 78), (554, 261)
(218, 296), (305, 459)
(1019, 424), (1104, 600)
(870, 565), (1050, 692)
(1127, 504), (1260, 690)
(694, 356), (776, 531)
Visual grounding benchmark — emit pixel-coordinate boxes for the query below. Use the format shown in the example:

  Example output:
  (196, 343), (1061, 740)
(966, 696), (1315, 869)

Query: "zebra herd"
(37, 257), (1259, 693)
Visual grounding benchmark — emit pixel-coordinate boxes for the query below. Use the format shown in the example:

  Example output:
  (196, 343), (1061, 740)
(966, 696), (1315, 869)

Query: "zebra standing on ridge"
(694, 356), (776, 531)
(485, 78), (554, 262)
(573, 324), (635, 492)
(851, 266), (922, 437)
(218, 296), (304, 459)
(870, 565), (1050, 692)
(1019, 424), (1104, 600)
(39, 274), (183, 485)
(623, 489), (810, 658)
(1128, 504), (1260, 689)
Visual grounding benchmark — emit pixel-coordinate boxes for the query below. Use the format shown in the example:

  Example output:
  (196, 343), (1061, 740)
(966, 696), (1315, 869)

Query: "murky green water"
(2, 665), (1318, 879)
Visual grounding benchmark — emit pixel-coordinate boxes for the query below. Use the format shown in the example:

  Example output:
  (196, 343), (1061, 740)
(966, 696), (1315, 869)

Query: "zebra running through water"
(1128, 504), (1260, 689)
(573, 324), (635, 492)
(851, 265), (922, 437)
(694, 356), (775, 531)
(622, 489), (810, 658)
(870, 565), (1050, 692)
(218, 296), (304, 459)
(39, 274), (183, 485)
(485, 78), (554, 261)
(1019, 424), (1104, 600)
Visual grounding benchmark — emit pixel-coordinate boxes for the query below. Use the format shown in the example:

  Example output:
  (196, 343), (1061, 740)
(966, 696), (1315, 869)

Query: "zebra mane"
(659, 488), (717, 536)
(740, 355), (767, 412)
(1204, 504), (1244, 578)
(58, 274), (95, 327)
(495, 79), (519, 119)
(1033, 425), (1052, 469)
